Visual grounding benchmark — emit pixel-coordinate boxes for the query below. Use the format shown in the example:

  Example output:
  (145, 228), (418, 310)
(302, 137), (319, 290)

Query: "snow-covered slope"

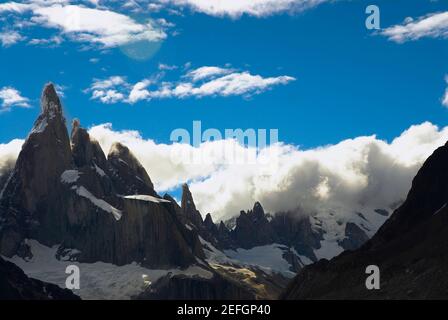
(4, 240), (213, 300)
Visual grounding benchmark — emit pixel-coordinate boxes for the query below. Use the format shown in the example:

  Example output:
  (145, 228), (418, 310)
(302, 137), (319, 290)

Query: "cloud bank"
(1, 121), (447, 221)
(86, 121), (448, 221)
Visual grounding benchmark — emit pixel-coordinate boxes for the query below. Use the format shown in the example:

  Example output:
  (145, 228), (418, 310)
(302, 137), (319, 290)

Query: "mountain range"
(0, 84), (446, 300)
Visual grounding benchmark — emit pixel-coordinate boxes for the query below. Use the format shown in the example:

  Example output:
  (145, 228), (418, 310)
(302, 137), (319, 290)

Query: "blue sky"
(1, 0), (448, 218)
(0, 0), (447, 149)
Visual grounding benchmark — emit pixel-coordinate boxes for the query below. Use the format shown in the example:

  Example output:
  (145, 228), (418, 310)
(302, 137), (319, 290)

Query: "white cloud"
(0, 30), (24, 47)
(0, 1), (168, 48)
(443, 75), (448, 107)
(86, 121), (448, 222)
(128, 79), (152, 103)
(159, 0), (330, 18)
(180, 71), (295, 97)
(28, 35), (63, 46)
(0, 2), (30, 13)
(87, 66), (296, 103)
(186, 66), (233, 82)
(2, 121), (447, 223)
(158, 63), (177, 70)
(382, 11), (448, 43)
(32, 4), (166, 47)
(87, 76), (128, 103)
(0, 87), (31, 112)
(0, 138), (23, 179)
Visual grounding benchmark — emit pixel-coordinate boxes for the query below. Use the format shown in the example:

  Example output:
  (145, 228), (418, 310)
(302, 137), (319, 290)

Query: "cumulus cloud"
(0, 1), (168, 48)
(158, 0), (331, 18)
(0, 87), (31, 112)
(85, 121), (448, 222)
(382, 11), (448, 43)
(86, 66), (296, 103)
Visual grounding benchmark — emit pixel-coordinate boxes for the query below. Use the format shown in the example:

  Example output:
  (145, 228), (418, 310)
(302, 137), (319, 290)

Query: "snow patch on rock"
(61, 170), (80, 184)
(123, 195), (170, 203)
(74, 186), (122, 221)
(4, 240), (213, 300)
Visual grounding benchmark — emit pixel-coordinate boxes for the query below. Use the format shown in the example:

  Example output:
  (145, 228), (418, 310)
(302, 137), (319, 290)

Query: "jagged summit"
(71, 119), (107, 169)
(41, 83), (62, 116)
(181, 183), (203, 228)
(107, 142), (156, 195)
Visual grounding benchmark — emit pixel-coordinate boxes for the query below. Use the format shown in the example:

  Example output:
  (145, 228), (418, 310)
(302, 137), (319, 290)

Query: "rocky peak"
(204, 213), (218, 235)
(71, 119), (108, 169)
(107, 142), (156, 196)
(204, 213), (214, 226)
(41, 83), (63, 116)
(252, 201), (265, 220)
(181, 183), (203, 228)
(0, 84), (73, 255)
(233, 202), (276, 249)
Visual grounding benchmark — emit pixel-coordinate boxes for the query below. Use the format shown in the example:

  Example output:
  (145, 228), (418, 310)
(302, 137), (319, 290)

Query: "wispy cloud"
(382, 11), (448, 43)
(0, 86), (30, 112)
(0, 30), (24, 47)
(185, 66), (233, 82)
(158, 63), (177, 71)
(159, 0), (331, 18)
(86, 66), (296, 104)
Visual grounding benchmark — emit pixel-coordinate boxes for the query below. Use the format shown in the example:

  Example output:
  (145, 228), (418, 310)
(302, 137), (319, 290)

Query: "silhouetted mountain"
(282, 141), (448, 299)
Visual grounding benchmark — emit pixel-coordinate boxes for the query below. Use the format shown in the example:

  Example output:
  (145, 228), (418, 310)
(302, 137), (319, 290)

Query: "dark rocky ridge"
(135, 271), (255, 300)
(0, 256), (79, 300)
(177, 189), (368, 266)
(0, 83), (203, 269)
(282, 141), (448, 299)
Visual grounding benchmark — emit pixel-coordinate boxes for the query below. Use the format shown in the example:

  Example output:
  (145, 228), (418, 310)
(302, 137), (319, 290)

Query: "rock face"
(233, 202), (276, 249)
(0, 84), (73, 255)
(0, 256), (79, 300)
(282, 141), (448, 299)
(338, 222), (369, 251)
(108, 142), (157, 196)
(0, 83), (204, 270)
(181, 183), (204, 228)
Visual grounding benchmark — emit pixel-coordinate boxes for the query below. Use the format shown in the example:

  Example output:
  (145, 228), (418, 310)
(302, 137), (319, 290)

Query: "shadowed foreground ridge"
(282, 142), (448, 299)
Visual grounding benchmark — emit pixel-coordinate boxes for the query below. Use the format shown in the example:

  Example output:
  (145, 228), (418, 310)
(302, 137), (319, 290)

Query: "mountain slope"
(0, 256), (79, 300)
(282, 142), (448, 299)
